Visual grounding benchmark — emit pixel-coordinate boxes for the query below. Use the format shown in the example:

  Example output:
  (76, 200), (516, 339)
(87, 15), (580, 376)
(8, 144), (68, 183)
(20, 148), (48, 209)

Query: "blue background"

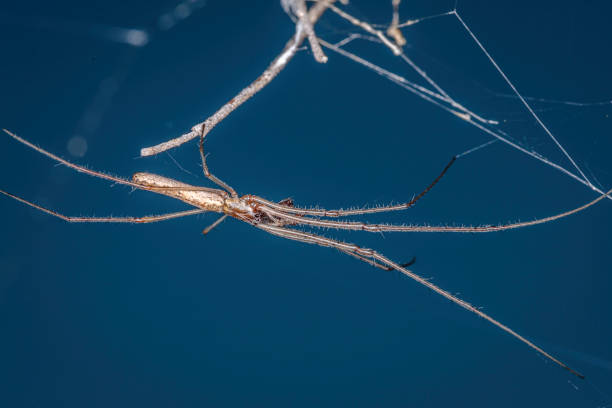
(1, 0), (611, 406)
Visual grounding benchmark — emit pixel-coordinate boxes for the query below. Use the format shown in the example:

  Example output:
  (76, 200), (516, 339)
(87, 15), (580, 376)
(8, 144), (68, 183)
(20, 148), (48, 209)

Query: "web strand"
(452, 10), (593, 188)
(318, 30), (611, 200)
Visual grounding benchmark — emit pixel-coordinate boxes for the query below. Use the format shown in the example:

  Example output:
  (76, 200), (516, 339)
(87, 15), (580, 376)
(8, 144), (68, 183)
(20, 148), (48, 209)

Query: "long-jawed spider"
(2, 128), (610, 379)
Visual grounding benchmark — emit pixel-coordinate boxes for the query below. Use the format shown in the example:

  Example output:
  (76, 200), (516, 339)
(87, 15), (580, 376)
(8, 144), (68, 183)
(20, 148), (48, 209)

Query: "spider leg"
(408, 156), (456, 208)
(198, 126), (238, 198)
(3, 129), (143, 190)
(264, 212), (289, 227)
(278, 197), (294, 207)
(259, 186), (612, 234)
(339, 248), (415, 271)
(2, 129), (220, 195)
(0, 188), (205, 223)
(245, 156), (456, 217)
(202, 214), (228, 235)
(386, 255), (416, 270)
(255, 222), (584, 379)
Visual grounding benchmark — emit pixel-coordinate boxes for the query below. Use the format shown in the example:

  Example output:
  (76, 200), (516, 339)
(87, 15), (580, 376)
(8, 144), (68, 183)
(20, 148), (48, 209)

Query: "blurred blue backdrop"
(1, 0), (611, 406)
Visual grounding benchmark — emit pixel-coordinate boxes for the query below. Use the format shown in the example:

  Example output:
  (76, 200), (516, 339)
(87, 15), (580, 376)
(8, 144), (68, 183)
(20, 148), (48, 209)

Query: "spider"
(1, 128), (609, 380)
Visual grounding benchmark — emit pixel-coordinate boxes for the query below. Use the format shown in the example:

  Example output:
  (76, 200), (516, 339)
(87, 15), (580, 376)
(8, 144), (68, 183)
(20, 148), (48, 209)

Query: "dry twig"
(140, 0), (336, 157)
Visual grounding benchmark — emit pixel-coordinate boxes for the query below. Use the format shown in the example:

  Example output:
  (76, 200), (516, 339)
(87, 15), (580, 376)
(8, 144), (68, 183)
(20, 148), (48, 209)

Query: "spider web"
(312, 0), (612, 199)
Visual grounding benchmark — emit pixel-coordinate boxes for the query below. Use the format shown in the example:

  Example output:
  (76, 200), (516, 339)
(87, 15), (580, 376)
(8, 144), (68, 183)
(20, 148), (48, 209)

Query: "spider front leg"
(198, 125), (238, 198)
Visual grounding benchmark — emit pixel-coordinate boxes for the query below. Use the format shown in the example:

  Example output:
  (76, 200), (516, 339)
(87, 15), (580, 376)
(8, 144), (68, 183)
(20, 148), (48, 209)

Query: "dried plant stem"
(140, 0), (336, 157)
(292, 0), (328, 63)
(387, 0), (407, 47)
(327, 3), (402, 55)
